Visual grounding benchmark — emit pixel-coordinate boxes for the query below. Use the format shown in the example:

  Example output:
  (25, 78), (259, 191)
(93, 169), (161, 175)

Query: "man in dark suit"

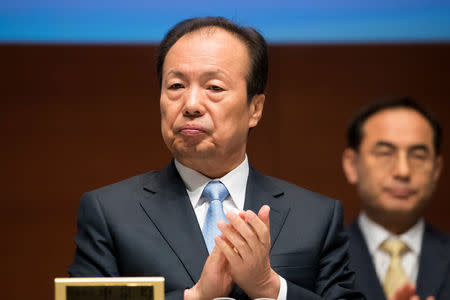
(342, 98), (450, 300)
(69, 17), (362, 300)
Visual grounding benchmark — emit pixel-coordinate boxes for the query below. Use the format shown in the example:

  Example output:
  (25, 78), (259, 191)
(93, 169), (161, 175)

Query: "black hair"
(347, 96), (442, 154)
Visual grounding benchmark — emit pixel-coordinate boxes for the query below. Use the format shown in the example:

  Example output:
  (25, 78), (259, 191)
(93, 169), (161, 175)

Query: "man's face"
(343, 108), (442, 221)
(160, 27), (264, 176)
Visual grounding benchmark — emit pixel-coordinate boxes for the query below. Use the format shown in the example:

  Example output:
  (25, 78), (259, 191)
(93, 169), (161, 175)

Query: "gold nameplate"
(54, 277), (164, 300)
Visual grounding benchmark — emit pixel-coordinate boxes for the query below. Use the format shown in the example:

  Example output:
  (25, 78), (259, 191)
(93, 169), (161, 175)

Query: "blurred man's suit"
(347, 221), (450, 300)
(69, 160), (358, 300)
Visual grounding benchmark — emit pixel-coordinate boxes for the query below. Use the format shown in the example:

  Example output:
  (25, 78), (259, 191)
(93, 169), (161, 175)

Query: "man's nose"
(392, 152), (411, 180)
(183, 86), (205, 117)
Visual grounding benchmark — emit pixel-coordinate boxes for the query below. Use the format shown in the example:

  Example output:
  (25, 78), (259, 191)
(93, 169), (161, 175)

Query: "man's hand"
(215, 205), (280, 299)
(389, 282), (435, 300)
(184, 246), (233, 300)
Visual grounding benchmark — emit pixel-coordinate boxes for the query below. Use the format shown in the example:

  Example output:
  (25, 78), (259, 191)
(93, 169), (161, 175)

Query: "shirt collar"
(358, 212), (424, 255)
(174, 156), (249, 210)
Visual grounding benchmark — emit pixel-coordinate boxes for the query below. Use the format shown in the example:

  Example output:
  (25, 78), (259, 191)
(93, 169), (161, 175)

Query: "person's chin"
(382, 200), (417, 215)
(177, 135), (209, 148)
(172, 141), (213, 158)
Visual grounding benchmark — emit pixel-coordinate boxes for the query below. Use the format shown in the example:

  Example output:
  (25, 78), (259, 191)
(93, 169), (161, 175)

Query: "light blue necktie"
(202, 180), (229, 254)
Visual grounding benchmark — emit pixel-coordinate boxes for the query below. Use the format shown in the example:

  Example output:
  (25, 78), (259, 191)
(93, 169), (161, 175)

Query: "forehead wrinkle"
(200, 70), (229, 80)
(165, 52), (241, 83)
(181, 28), (250, 73)
(363, 109), (434, 145)
(164, 67), (231, 84)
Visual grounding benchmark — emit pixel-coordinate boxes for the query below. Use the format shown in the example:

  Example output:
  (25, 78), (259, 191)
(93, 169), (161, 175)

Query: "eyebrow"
(165, 70), (187, 80)
(373, 141), (430, 153)
(408, 144), (430, 153)
(374, 141), (396, 149)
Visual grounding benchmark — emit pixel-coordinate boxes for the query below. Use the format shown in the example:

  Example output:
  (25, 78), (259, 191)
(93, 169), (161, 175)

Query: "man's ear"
(342, 148), (359, 184)
(433, 155), (443, 183)
(248, 94), (265, 128)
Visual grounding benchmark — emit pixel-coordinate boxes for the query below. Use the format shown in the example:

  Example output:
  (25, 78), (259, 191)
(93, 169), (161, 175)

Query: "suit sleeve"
(68, 192), (120, 276)
(68, 193), (192, 300)
(285, 201), (365, 300)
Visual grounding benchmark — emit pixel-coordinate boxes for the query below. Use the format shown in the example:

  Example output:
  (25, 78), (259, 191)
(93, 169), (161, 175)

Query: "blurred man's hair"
(347, 96), (442, 154)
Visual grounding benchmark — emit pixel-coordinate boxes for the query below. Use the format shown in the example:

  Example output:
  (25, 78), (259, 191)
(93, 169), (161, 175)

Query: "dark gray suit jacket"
(69, 161), (363, 299)
(346, 221), (450, 300)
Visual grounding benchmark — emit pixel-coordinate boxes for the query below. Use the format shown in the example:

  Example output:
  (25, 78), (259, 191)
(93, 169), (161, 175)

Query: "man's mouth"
(178, 124), (207, 136)
(386, 187), (416, 199)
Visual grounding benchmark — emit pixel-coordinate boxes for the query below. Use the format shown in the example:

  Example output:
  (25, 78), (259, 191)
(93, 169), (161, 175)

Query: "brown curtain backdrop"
(1, 44), (449, 299)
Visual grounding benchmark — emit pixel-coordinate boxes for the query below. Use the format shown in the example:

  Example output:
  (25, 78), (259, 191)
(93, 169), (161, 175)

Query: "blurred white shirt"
(358, 212), (424, 284)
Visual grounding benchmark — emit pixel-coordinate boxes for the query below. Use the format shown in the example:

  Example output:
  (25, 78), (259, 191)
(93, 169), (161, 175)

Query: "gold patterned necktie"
(380, 239), (410, 299)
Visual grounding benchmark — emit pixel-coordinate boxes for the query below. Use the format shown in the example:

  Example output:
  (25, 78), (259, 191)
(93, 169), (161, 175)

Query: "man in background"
(69, 17), (362, 300)
(342, 97), (450, 300)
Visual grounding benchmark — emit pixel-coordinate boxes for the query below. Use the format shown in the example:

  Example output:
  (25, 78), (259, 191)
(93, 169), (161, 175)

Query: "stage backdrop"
(2, 0), (450, 43)
(1, 43), (449, 299)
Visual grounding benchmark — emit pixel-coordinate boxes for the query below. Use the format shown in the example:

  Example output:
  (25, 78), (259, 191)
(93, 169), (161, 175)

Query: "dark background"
(1, 43), (449, 299)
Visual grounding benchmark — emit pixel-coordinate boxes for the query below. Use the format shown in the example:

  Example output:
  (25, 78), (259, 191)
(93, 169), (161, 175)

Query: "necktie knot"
(380, 239), (409, 258)
(201, 181), (229, 254)
(380, 239), (410, 299)
(202, 181), (229, 203)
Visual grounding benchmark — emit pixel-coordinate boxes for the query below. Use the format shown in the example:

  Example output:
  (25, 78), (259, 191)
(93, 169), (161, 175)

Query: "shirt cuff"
(276, 275), (287, 300)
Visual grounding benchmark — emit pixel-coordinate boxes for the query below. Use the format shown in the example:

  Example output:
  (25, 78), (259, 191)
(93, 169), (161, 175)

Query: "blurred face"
(160, 27), (264, 177)
(343, 108), (442, 226)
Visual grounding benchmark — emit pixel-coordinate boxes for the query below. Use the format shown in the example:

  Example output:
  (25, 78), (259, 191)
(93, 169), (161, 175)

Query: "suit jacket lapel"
(348, 222), (387, 300)
(139, 160), (208, 284)
(244, 166), (290, 251)
(416, 223), (450, 299)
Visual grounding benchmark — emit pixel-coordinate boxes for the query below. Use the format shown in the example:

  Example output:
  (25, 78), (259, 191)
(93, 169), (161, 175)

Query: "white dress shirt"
(174, 156), (287, 300)
(358, 212), (425, 284)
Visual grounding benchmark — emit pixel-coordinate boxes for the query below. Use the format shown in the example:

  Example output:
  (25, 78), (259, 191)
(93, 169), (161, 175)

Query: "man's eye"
(374, 150), (393, 157)
(410, 152), (428, 160)
(208, 85), (223, 91)
(169, 83), (184, 89)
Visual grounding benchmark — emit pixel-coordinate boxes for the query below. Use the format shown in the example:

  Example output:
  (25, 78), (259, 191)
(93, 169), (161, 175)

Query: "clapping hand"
(390, 283), (435, 300)
(184, 246), (233, 300)
(215, 205), (280, 299)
